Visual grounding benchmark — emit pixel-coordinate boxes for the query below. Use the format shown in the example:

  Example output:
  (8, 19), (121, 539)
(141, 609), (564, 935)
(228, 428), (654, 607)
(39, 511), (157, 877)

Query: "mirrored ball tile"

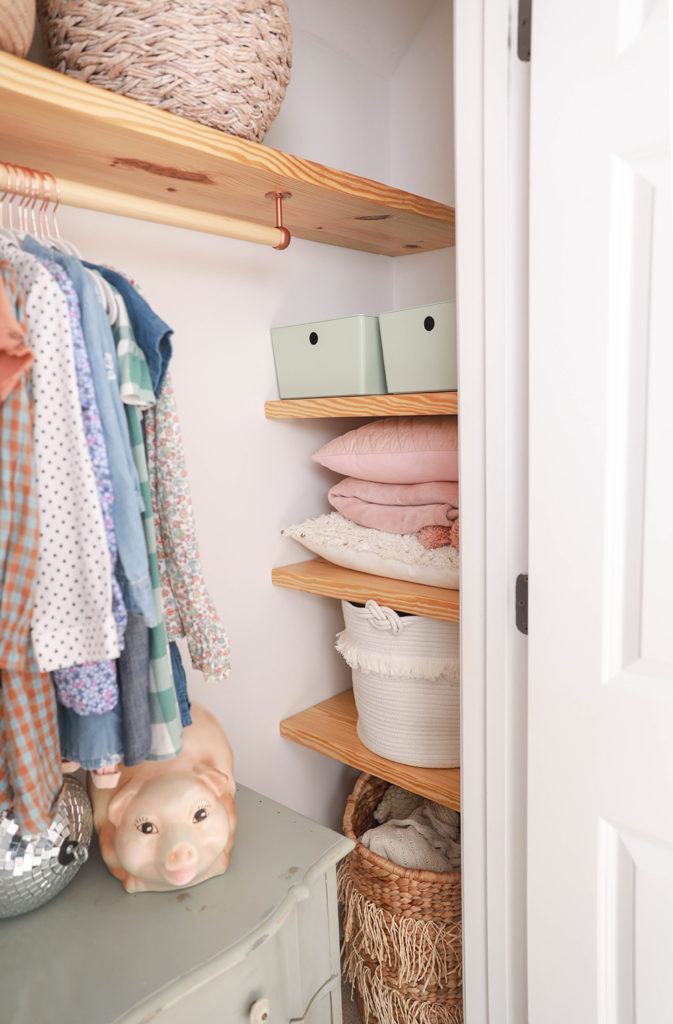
(0, 776), (93, 918)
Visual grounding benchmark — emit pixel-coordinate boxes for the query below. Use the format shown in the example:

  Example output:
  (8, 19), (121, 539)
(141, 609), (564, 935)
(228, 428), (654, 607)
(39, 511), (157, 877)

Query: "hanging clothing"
(21, 237), (157, 630)
(111, 287), (182, 760)
(145, 373), (231, 683)
(169, 643), (192, 728)
(58, 700), (123, 772)
(0, 239), (119, 673)
(41, 259), (125, 716)
(88, 264), (173, 396)
(0, 268), (33, 400)
(116, 609), (152, 766)
(0, 263), (61, 833)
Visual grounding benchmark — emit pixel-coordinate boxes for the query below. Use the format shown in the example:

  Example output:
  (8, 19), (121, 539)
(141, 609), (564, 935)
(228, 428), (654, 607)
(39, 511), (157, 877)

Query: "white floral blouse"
(144, 373), (231, 682)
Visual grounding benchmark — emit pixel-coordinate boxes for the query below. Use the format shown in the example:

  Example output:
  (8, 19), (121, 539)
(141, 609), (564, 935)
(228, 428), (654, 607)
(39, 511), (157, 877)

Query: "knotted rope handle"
(363, 600), (402, 634)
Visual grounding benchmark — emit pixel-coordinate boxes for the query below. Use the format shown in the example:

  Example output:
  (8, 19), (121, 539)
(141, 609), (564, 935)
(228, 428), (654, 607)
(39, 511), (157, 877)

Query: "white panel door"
(528, 2), (673, 1021)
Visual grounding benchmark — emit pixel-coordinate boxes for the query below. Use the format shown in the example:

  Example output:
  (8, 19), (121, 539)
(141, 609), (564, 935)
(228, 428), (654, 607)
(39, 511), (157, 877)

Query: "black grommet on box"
(309, 331), (319, 345)
(424, 315), (435, 331)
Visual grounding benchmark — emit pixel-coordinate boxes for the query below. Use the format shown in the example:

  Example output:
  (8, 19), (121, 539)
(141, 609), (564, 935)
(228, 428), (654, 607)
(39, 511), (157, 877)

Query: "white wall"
(391, 0), (455, 308)
(49, 0), (453, 829)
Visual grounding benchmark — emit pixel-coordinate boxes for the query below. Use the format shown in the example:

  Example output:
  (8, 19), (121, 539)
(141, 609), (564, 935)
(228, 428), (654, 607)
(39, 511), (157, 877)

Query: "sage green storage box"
(378, 300), (457, 393)
(270, 314), (387, 399)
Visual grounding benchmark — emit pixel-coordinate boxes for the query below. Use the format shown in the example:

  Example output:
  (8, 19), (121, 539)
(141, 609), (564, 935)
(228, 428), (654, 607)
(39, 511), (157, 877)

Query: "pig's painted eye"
(193, 803), (210, 824)
(135, 818), (158, 835)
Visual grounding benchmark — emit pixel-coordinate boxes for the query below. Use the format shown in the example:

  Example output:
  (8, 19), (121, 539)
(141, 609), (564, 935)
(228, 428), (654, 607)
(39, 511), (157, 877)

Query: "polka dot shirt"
(0, 241), (121, 672)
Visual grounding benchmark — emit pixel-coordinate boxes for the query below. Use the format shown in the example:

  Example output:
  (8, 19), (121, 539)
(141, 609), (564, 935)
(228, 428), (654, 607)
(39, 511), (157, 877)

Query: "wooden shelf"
(281, 690), (461, 810)
(272, 558), (458, 621)
(265, 391), (457, 419)
(0, 53), (454, 257)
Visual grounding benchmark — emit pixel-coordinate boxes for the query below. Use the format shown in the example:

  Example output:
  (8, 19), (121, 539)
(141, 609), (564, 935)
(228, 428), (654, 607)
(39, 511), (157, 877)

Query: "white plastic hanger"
(87, 266), (120, 326)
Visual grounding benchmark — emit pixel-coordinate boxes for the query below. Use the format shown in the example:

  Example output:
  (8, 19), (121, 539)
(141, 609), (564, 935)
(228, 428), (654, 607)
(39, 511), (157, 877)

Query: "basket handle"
(363, 599), (402, 634)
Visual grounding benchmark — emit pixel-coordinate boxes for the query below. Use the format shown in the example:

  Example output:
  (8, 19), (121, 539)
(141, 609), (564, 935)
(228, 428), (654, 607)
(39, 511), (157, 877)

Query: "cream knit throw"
(360, 785), (461, 872)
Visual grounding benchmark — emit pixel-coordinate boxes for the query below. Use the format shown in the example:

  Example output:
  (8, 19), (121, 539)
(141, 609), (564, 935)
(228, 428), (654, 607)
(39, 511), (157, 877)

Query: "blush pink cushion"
(312, 416), (458, 483)
(328, 478), (458, 533)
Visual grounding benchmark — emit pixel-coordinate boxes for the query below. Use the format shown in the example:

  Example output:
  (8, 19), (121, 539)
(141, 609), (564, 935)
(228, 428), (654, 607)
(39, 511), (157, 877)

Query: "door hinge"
(517, 0), (532, 61)
(515, 574), (528, 634)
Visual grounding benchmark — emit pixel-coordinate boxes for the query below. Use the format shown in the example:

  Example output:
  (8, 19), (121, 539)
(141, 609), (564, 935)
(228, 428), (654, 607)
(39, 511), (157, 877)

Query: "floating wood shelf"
(0, 53), (455, 256)
(280, 690), (461, 810)
(265, 391), (457, 419)
(272, 558), (459, 621)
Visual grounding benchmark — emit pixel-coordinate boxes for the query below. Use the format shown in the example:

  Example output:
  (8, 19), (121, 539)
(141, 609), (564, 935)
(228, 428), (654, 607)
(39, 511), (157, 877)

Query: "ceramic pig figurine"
(89, 704), (236, 894)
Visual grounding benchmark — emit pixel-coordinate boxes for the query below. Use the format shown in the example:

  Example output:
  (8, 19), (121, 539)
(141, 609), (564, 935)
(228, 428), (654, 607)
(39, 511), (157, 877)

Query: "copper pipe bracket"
(265, 191), (292, 250)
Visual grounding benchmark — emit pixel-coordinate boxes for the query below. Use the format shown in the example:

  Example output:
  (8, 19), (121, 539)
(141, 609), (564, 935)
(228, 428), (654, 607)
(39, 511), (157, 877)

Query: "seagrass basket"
(339, 773), (463, 1024)
(36, 0), (292, 142)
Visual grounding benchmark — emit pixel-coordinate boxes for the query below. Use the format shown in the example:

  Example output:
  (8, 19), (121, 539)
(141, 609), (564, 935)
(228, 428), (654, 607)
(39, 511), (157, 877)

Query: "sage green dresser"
(0, 784), (354, 1023)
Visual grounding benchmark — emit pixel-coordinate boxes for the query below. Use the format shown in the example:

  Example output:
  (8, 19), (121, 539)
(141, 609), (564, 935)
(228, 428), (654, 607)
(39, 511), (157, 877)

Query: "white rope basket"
(336, 601), (460, 769)
(37, 0), (293, 142)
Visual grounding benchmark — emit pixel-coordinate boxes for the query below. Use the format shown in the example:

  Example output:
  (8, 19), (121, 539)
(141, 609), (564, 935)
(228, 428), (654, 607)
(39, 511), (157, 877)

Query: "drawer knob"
(249, 997), (271, 1023)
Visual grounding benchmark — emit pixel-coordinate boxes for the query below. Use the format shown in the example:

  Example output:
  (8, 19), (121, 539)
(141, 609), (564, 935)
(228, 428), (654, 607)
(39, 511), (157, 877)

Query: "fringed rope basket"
(339, 774), (463, 1024)
(36, 0), (293, 142)
(336, 601), (460, 768)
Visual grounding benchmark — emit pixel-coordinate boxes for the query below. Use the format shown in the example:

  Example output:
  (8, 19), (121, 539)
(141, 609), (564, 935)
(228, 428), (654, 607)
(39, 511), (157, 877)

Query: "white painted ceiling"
(286, 0), (437, 79)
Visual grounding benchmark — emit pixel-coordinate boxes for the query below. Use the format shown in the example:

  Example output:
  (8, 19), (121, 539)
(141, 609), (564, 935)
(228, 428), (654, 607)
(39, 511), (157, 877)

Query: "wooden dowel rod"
(56, 178), (284, 247)
(0, 167), (284, 247)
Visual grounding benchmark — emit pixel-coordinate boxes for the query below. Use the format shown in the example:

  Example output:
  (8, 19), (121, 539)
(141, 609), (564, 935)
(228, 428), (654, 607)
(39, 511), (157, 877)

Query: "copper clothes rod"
(0, 162), (292, 250)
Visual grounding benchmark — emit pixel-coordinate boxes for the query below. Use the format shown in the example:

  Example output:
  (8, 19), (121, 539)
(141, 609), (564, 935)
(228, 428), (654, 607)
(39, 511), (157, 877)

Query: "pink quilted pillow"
(312, 416), (458, 483)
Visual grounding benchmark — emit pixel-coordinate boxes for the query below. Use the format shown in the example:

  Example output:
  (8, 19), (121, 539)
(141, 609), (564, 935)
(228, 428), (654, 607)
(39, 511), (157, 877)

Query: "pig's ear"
(194, 764), (235, 799)
(107, 782), (141, 827)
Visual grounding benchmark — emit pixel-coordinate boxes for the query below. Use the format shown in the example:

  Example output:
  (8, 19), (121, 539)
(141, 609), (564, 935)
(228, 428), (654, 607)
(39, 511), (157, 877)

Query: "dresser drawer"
(137, 865), (342, 1024)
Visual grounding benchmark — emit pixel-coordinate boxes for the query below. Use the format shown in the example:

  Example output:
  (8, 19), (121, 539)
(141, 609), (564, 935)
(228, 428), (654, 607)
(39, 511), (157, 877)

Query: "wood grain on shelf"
(265, 391), (457, 419)
(280, 690), (461, 810)
(0, 53), (454, 256)
(272, 558), (459, 621)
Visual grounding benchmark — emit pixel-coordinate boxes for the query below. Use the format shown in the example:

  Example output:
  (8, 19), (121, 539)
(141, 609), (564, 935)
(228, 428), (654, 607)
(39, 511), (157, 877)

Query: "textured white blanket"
(360, 785), (461, 872)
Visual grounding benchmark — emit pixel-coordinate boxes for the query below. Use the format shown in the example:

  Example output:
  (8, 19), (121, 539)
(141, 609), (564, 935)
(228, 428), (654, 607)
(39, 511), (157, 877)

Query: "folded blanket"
(328, 478), (459, 534)
(360, 789), (461, 872)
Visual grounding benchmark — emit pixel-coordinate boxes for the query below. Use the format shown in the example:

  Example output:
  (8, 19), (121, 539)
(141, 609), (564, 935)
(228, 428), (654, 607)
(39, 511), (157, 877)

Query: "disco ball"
(0, 776), (93, 918)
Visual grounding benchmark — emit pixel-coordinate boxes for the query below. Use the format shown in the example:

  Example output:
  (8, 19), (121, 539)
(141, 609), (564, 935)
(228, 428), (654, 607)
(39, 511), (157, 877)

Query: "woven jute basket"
(339, 774), (463, 1024)
(36, 0), (292, 142)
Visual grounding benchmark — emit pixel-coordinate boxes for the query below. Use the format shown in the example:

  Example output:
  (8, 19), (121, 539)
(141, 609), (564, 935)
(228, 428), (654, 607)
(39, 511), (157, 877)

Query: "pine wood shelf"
(281, 690), (461, 810)
(0, 53), (454, 256)
(272, 558), (459, 621)
(265, 391), (457, 419)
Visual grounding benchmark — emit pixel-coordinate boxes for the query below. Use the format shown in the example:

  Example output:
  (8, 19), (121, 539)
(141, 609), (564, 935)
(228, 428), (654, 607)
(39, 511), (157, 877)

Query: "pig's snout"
(165, 842), (197, 871)
(162, 832), (199, 886)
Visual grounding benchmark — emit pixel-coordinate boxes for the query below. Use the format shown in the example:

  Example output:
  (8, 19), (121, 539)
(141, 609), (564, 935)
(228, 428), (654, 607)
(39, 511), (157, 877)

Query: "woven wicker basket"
(339, 774), (463, 1024)
(36, 0), (292, 142)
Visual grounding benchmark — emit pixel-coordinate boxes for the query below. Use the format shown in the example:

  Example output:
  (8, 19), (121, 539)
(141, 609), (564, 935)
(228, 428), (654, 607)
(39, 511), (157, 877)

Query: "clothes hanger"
(41, 171), (82, 259)
(88, 267), (120, 326)
(37, 170), (117, 322)
(0, 163), (26, 244)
